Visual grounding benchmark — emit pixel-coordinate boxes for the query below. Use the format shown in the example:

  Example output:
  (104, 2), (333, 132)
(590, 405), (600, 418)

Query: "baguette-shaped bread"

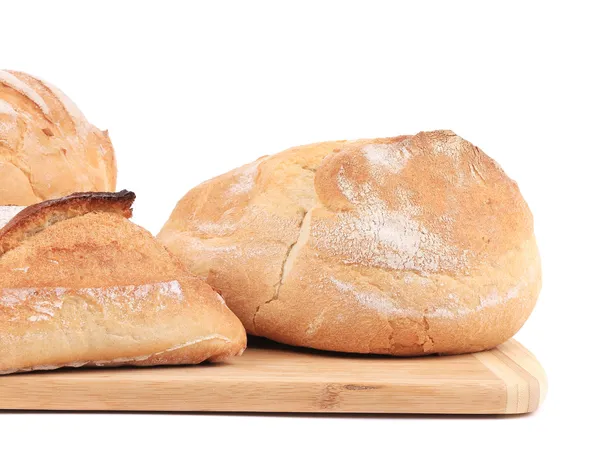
(0, 191), (246, 374)
(0, 70), (117, 205)
(159, 131), (541, 356)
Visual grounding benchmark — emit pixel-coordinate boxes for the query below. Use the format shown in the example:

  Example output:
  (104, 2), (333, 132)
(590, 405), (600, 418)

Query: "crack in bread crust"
(160, 131), (541, 356)
(0, 190), (135, 257)
(252, 207), (310, 333)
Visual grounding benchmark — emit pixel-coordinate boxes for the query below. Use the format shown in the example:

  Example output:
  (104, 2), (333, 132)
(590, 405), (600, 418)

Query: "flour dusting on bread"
(0, 281), (184, 323)
(39, 78), (91, 135)
(1, 70), (117, 205)
(313, 164), (470, 273)
(1, 191), (247, 374)
(362, 141), (411, 176)
(329, 276), (419, 317)
(0, 70), (50, 115)
(227, 159), (263, 195)
(159, 130), (541, 356)
(0, 99), (17, 117)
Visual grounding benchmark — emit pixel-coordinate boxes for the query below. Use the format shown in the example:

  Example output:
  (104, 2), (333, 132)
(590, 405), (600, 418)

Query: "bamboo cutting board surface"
(0, 338), (546, 414)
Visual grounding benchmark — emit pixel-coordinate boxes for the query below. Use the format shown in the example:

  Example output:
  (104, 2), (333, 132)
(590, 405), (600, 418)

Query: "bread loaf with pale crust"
(159, 130), (541, 355)
(0, 70), (116, 205)
(0, 191), (246, 374)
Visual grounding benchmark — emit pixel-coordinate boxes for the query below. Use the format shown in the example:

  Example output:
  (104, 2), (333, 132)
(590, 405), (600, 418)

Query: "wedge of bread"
(0, 191), (246, 374)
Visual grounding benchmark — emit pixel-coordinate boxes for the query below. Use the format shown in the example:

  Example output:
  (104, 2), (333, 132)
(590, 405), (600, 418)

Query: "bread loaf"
(0, 70), (116, 205)
(159, 130), (541, 355)
(0, 191), (246, 374)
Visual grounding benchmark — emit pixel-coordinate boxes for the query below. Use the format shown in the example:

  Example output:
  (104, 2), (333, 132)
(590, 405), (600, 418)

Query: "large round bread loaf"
(0, 70), (116, 205)
(159, 130), (541, 355)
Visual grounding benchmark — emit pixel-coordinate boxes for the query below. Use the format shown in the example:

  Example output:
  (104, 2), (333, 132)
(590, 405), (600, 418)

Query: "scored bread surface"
(159, 130), (541, 355)
(0, 191), (246, 374)
(0, 70), (117, 205)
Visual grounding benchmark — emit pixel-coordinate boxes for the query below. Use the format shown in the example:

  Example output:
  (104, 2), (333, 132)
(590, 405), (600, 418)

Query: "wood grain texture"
(0, 338), (546, 414)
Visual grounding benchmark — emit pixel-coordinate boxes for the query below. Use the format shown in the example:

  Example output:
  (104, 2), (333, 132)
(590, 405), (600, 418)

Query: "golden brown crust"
(0, 190), (134, 256)
(0, 193), (246, 374)
(159, 130), (541, 356)
(0, 70), (117, 205)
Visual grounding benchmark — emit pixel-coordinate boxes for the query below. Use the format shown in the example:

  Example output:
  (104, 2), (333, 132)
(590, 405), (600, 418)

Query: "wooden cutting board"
(0, 337), (546, 414)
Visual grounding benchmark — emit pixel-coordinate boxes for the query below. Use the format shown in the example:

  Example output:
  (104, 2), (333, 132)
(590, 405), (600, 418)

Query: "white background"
(2, 1), (598, 449)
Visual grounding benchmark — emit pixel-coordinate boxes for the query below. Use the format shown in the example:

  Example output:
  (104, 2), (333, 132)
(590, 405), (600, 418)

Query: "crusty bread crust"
(0, 192), (246, 374)
(0, 70), (117, 205)
(0, 190), (134, 256)
(159, 130), (541, 356)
